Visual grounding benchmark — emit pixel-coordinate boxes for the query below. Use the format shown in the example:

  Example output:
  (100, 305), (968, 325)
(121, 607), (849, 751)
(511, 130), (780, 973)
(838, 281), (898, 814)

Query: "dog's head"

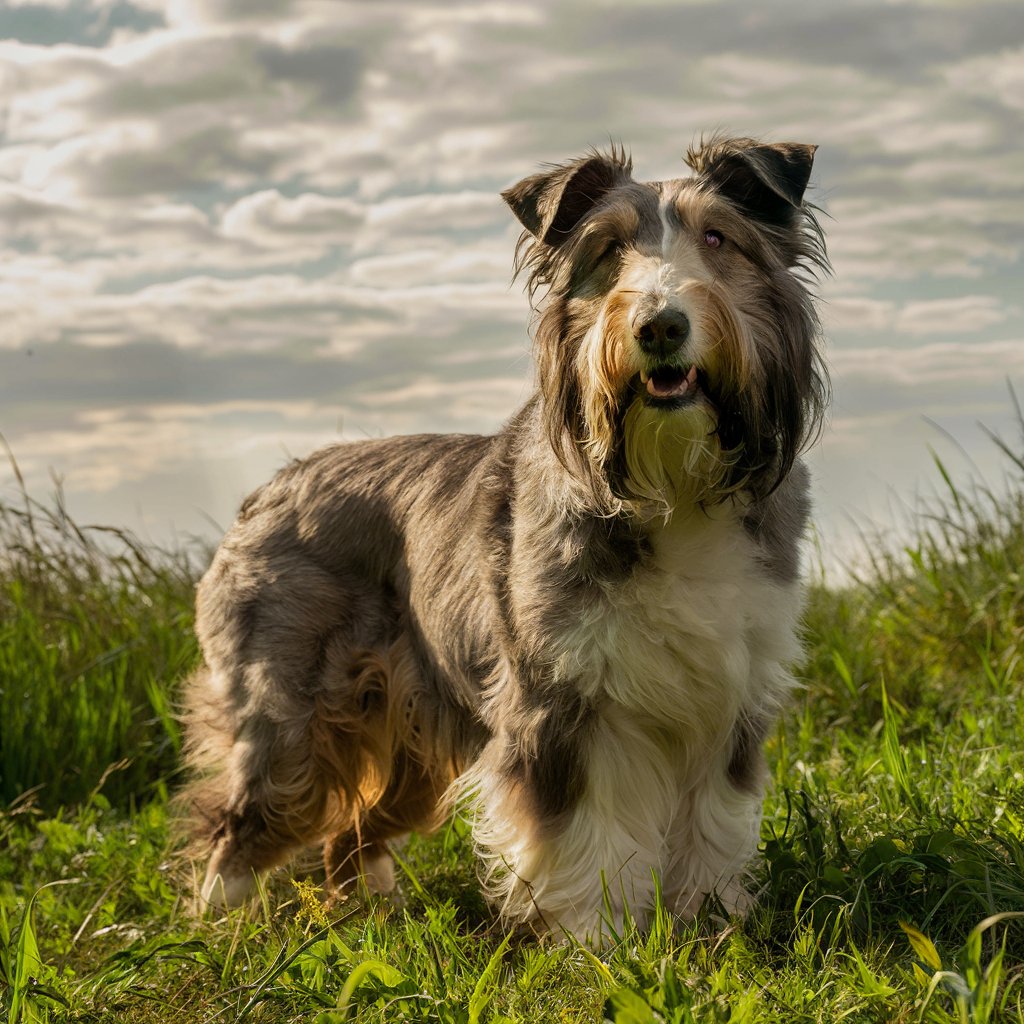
(504, 136), (829, 511)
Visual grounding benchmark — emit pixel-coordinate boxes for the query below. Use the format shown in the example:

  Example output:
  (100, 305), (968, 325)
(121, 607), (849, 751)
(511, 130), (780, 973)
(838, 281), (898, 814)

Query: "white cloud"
(824, 195), (1024, 284)
(9, 398), (330, 493)
(833, 337), (1024, 387)
(825, 294), (1011, 336)
(823, 297), (895, 333)
(348, 240), (512, 288)
(162, 0), (303, 28)
(945, 44), (1024, 112)
(354, 374), (527, 422)
(894, 297), (1011, 336)
(0, 261), (525, 354)
(220, 189), (365, 244)
(364, 190), (504, 234)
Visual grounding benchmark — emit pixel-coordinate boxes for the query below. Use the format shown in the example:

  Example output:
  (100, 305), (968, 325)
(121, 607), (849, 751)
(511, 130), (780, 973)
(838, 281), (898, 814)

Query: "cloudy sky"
(1, 0), (1022, 574)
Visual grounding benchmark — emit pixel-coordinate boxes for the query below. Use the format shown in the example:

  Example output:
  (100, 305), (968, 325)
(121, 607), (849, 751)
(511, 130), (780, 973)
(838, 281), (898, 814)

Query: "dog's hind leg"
(189, 635), (451, 910)
(317, 639), (457, 897)
(182, 659), (371, 910)
(183, 551), (401, 910)
(191, 700), (340, 910)
(321, 744), (453, 896)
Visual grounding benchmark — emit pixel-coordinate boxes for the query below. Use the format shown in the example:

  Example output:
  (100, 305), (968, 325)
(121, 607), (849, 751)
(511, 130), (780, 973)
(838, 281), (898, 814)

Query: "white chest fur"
(553, 506), (803, 751)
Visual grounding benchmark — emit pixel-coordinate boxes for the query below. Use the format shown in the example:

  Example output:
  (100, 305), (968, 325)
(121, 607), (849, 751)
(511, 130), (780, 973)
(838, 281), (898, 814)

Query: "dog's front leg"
(662, 744), (766, 921)
(464, 702), (680, 945)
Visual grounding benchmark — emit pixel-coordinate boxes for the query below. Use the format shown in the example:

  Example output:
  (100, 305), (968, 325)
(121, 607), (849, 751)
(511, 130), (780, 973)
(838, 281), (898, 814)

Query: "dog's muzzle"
(633, 309), (701, 404)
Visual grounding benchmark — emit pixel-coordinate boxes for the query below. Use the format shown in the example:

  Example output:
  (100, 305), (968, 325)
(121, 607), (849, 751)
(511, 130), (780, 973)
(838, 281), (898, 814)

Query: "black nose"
(634, 309), (691, 357)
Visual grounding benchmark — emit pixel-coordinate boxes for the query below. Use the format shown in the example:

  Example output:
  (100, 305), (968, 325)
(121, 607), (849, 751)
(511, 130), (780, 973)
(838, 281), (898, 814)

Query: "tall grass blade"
(880, 678), (913, 805)
(467, 934), (510, 1024)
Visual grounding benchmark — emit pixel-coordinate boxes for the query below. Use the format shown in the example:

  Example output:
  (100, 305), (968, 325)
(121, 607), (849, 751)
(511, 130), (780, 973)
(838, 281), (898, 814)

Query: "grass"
(0, 468), (199, 812)
(3, 432), (1024, 1022)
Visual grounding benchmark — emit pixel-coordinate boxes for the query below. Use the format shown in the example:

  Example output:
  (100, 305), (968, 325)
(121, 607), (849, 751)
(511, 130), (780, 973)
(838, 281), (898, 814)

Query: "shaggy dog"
(182, 135), (828, 943)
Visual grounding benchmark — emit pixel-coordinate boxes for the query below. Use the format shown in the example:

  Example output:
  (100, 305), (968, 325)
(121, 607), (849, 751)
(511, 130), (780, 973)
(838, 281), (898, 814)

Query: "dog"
(182, 134), (828, 944)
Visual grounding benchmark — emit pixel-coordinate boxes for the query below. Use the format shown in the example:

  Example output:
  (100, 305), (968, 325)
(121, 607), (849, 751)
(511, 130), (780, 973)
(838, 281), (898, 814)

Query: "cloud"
(347, 239), (513, 288)
(825, 295), (1012, 336)
(0, 0), (1022, 572)
(894, 297), (1012, 336)
(945, 44), (1024, 113)
(220, 189), (365, 245)
(7, 398), (329, 494)
(162, 0), (304, 28)
(829, 338), (1024, 431)
(0, 335), (530, 503)
(824, 194), (1024, 284)
(3, 27), (365, 200)
(364, 190), (505, 235)
(20, 119), (283, 198)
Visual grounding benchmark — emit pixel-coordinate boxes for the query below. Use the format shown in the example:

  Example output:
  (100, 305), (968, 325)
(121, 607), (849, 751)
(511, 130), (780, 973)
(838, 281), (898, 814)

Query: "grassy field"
(2, 441), (1024, 1023)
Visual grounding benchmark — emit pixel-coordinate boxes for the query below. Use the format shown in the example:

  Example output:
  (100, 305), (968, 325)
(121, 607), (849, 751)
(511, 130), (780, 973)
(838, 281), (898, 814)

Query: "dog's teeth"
(640, 370), (650, 384)
(686, 365), (698, 385)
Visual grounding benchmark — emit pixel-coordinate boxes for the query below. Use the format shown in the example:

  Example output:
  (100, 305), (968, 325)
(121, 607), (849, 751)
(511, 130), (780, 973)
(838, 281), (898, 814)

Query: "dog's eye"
(703, 230), (724, 249)
(597, 240), (623, 264)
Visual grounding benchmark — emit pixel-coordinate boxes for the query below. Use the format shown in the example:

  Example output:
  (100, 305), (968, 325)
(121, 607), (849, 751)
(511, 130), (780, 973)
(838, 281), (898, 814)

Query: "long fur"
(179, 135), (829, 944)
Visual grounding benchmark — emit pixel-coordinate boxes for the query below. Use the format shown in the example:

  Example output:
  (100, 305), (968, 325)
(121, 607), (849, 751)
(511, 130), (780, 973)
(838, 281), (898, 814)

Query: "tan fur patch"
(310, 636), (451, 821)
(307, 636), (457, 891)
(579, 287), (638, 462)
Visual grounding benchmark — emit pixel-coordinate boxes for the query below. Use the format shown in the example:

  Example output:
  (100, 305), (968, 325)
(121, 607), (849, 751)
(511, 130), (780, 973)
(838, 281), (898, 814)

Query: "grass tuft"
(0, 462), (200, 811)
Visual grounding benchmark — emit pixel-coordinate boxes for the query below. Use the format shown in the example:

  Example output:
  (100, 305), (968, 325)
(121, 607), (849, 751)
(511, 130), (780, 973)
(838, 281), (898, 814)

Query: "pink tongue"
(646, 365), (698, 398)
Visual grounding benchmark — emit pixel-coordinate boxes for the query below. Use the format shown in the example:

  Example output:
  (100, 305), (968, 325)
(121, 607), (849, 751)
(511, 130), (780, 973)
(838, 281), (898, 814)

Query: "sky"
(1, 0), (1022, 576)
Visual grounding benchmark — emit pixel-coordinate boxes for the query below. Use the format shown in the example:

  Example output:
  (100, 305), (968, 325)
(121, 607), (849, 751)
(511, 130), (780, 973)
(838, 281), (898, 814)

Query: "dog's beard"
(619, 398), (733, 515)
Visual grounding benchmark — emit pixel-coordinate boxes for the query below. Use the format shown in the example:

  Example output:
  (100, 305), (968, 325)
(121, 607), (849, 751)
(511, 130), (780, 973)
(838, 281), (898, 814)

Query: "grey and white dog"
(182, 135), (828, 943)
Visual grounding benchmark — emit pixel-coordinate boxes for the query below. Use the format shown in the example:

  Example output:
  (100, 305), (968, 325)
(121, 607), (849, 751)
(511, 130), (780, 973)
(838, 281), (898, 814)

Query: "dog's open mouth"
(639, 364), (700, 405)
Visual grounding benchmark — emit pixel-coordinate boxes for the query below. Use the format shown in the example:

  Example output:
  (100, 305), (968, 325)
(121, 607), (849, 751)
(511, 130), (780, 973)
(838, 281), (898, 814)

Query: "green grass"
(3, 435), (1024, 1023)
(0, 471), (199, 812)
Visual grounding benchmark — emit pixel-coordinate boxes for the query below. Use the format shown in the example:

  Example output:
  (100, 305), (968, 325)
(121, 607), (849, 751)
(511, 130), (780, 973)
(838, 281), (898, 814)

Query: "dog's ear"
(502, 150), (631, 246)
(689, 139), (816, 227)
